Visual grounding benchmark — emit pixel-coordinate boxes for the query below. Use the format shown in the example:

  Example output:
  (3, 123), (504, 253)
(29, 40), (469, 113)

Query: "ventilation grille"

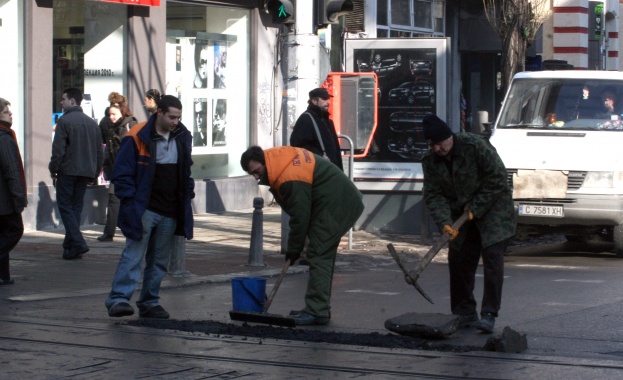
(344, 0), (365, 33)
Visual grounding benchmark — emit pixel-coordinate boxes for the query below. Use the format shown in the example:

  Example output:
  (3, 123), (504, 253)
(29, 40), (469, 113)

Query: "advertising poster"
(193, 98), (208, 147)
(345, 38), (448, 186)
(212, 98), (227, 147)
(213, 43), (227, 89)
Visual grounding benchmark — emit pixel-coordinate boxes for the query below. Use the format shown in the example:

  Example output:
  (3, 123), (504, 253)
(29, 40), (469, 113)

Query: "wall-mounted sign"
(98, 0), (161, 6)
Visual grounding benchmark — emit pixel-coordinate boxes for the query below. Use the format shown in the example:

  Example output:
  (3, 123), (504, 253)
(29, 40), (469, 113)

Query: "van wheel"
(613, 224), (623, 257)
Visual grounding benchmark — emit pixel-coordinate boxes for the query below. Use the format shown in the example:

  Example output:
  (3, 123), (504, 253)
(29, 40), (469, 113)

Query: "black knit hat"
(422, 114), (453, 144)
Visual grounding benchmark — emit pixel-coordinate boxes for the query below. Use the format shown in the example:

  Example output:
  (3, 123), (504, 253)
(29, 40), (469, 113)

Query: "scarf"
(0, 121), (27, 202)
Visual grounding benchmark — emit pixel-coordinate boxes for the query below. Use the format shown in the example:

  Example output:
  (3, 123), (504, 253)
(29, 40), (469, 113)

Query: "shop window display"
(166, 4), (250, 179)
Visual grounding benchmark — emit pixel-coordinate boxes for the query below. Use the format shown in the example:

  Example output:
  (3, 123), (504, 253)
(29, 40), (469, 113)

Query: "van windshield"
(497, 78), (623, 131)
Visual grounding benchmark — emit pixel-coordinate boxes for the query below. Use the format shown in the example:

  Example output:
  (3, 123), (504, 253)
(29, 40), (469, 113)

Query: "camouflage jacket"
(422, 132), (516, 249)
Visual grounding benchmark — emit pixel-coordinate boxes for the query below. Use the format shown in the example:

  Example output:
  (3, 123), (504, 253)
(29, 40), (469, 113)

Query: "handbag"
(305, 112), (330, 160)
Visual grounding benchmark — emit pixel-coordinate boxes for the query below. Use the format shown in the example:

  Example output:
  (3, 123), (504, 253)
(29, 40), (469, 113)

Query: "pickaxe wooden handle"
(387, 210), (471, 304)
(409, 210), (470, 281)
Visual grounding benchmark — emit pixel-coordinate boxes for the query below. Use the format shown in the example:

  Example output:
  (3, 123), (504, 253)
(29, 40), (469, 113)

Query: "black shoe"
(474, 313), (496, 333)
(291, 311), (329, 326)
(108, 302), (135, 317)
(457, 312), (479, 328)
(138, 305), (170, 319)
(0, 278), (14, 286)
(63, 245), (89, 260)
(97, 234), (113, 242)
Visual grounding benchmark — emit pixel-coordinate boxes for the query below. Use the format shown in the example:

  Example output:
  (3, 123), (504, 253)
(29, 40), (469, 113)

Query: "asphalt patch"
(126, 319), (483, 353)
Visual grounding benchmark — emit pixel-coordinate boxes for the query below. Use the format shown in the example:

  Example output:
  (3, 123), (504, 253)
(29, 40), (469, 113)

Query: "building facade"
(11, 1), (618, 235)
(3, 0), (282, 231)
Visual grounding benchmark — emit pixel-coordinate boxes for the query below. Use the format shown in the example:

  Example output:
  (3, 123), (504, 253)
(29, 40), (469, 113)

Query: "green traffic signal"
(278, 4), (288, 19)
(266, 0), (294, 23)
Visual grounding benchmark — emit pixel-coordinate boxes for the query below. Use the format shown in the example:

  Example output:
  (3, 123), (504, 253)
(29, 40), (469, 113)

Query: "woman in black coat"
(98, 97), (137, 241)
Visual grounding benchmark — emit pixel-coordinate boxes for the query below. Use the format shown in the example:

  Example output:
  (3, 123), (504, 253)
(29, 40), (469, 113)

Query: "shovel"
(388, 210), (470, 304)
(229, 260), (296, 327)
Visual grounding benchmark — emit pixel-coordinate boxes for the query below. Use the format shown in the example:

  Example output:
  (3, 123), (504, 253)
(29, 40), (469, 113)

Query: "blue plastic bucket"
(231, 276), (266, 312)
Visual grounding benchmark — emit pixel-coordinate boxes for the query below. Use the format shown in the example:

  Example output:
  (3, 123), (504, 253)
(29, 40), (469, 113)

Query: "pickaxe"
(388, 210), (470, 304)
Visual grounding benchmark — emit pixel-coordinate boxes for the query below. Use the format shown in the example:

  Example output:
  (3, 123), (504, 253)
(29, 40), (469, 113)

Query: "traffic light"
(266, 0), (295, 24)
(315, 0), (353, 28)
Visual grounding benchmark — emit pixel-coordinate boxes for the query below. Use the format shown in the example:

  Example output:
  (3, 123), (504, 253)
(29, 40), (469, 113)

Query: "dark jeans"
(103, 183), (120, 237)
(448, 222), (508, 318)
(0, 212), (24, 280)
(56, 174), (89, 251)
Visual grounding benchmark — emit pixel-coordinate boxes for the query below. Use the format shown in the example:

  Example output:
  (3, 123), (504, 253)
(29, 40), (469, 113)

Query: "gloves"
(285, 251), (300, 265)
(443, 224), (459, 241)
(464, 208), (474, 221)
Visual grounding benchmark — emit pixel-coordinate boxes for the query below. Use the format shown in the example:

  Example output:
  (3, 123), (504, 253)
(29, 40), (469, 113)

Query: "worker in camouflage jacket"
(240, 145), (364, 326)
(421, 114), (515, 334)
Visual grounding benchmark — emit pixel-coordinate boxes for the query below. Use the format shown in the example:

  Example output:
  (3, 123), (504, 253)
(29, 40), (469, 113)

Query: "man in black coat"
(290, 88), (343, 171)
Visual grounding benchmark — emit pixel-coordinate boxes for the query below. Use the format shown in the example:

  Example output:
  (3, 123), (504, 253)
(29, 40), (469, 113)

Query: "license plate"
(518, 204), (564, 217)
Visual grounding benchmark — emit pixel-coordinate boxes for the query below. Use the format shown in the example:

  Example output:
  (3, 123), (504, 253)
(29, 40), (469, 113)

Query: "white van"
(489, 70), (623, 256)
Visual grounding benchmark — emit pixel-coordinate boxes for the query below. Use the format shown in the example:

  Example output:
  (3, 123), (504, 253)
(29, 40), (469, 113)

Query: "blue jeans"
(55, 174), (89, 251)
(105, 209), (177, 309)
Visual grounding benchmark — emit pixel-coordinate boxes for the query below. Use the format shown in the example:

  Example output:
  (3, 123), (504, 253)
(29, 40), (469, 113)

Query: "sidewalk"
(6, 205), (430, 303)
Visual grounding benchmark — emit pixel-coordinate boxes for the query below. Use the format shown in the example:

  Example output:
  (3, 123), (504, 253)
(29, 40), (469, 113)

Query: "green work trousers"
(303, 239), (340, 318)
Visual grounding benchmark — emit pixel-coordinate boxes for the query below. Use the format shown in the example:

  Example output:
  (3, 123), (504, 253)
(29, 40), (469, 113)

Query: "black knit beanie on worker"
(422, 114), (453, 144)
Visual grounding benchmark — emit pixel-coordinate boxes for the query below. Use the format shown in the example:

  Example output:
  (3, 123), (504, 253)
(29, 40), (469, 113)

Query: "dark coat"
(112, 115), (195, 241)
(290, 104), (343, 171)
(0, 124), (27, 215)
(422, 132), (516, 249)
(49, 106), (103, 178)
(102, 116), (138, 180)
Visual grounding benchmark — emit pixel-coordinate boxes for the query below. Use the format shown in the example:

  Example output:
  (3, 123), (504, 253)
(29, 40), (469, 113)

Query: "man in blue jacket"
(105, 95), (194, 319)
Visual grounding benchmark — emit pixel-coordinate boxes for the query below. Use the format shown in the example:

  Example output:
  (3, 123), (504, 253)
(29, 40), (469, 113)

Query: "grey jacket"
(49, 106), (103, 178)
(0, 126), (27, 215)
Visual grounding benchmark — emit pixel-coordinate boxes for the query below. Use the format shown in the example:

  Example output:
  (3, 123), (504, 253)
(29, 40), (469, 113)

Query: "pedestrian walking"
(240, 146), (364, 325)
(97, 93), (138, 242)
(421, 114), (515, 333)
(0, 98), (27, 285)
(105, 95), (194, 319)
(49, 88), (103, 260)
(290, 88), (343, 171)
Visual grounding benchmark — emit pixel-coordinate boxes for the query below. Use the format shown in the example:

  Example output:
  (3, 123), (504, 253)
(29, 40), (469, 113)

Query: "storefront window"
(53, 1), (127, 121)
(166, 3), (250, 179)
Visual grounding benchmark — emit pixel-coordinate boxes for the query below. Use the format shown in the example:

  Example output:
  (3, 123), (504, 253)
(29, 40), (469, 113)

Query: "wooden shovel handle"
(263, 260), (291, 313)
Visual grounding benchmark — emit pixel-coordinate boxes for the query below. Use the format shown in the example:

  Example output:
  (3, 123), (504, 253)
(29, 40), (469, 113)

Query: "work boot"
(457, 312), (478, 328)
(108, 302), (134, 317)
(291, 311), (330, 326)
(474, 313), (495, 333)
(138, 304), (170, 319)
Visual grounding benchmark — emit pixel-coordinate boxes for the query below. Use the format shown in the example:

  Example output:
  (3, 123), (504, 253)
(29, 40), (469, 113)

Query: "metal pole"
(338, 134), (354, 250)
(248, 197), (265, 267)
